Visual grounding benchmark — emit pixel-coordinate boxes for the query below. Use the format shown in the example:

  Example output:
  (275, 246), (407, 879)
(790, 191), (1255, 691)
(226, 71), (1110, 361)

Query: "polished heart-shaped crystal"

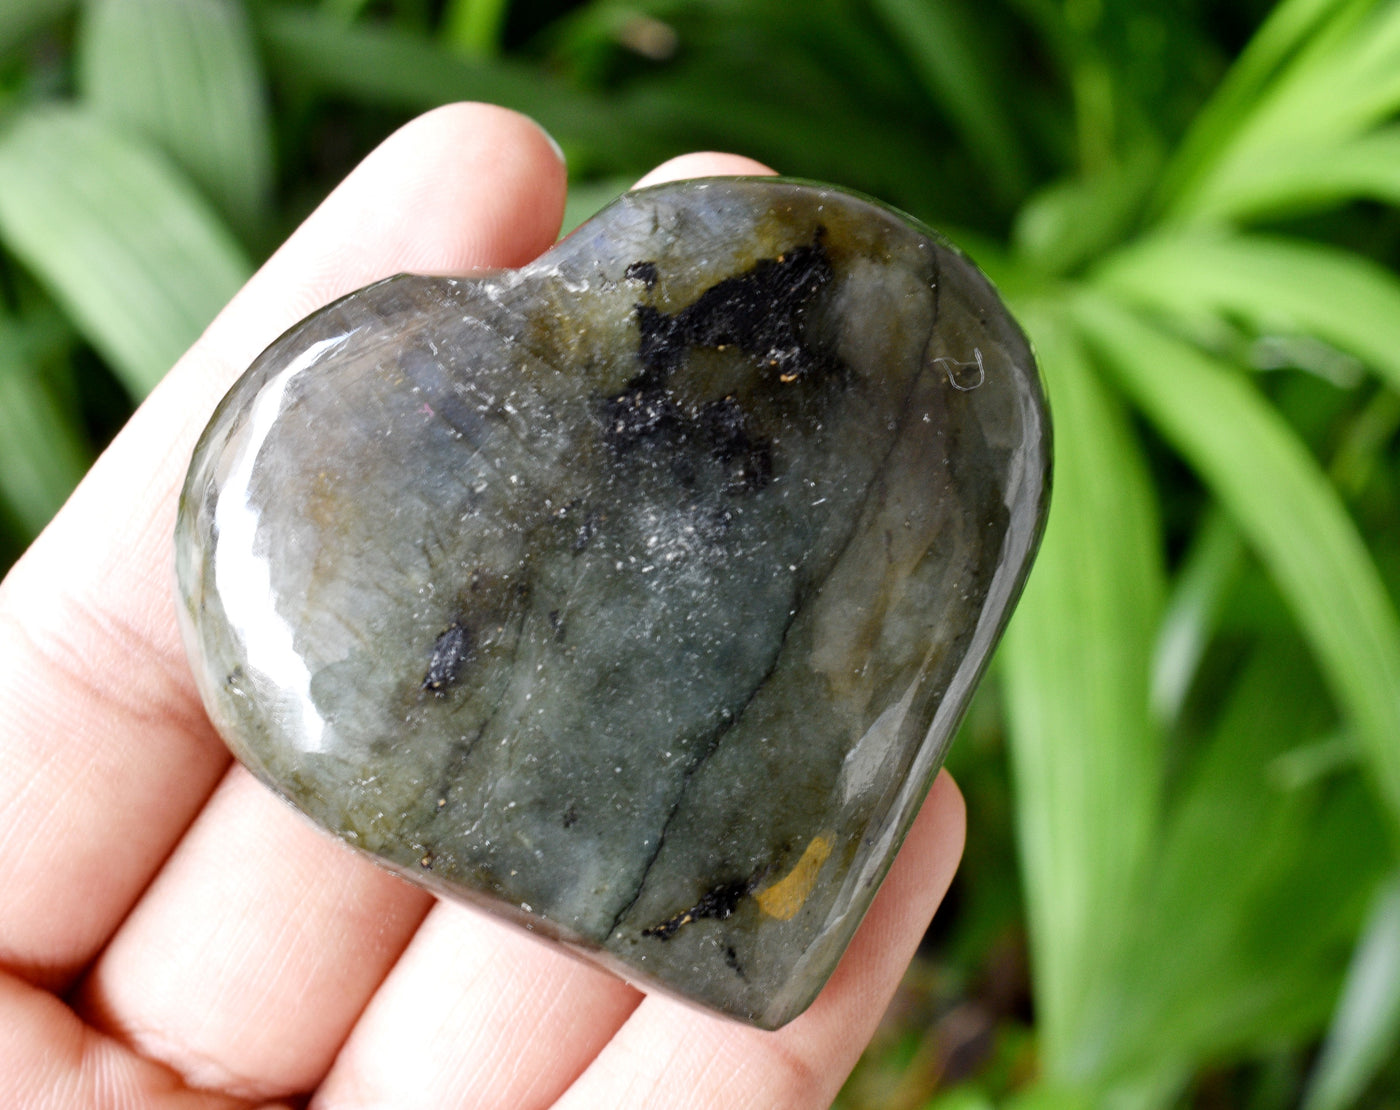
(175, 178), (1050, 1028)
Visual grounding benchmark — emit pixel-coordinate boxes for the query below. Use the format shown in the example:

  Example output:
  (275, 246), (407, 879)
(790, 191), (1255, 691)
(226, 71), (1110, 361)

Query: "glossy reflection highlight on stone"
(175, 178), (1050, 1029)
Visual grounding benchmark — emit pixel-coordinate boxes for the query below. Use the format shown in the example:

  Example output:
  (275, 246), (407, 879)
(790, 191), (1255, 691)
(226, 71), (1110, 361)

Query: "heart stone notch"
(175, 178), (1050, 1029)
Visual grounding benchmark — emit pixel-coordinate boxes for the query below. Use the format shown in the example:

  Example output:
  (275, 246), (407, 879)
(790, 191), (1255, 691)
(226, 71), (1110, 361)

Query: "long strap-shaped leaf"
(1303, 870), (1400, 1110)
(0, 326), (88, 537)
(1158, 0), (1379, 221)
(78, 0), (273, 235)
(1162, 125), (1400, 224)
(1095, 231), (1400, 398)
(1075, 292), (1400, 838)
(1002, 301), (1165, 1072)
(865, 0), (1028, 201)
(0, 106), (250, 398)
(255, 7), (656, 171)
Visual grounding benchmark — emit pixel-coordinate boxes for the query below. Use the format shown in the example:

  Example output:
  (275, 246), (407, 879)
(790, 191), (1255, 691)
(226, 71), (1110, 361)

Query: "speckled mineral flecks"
(175, 177), (1050, 1029)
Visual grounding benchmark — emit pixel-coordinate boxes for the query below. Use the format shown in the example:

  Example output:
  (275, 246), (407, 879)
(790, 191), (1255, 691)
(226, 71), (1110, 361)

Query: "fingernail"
(534, 120), (566, 168)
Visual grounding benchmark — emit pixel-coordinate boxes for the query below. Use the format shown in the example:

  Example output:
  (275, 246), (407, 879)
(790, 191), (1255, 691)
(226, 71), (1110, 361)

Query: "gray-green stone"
(175, 178), (1049, 1029)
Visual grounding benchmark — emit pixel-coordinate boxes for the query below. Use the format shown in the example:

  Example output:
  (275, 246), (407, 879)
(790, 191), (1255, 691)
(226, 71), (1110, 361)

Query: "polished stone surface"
(175, 178), (1050, 1028)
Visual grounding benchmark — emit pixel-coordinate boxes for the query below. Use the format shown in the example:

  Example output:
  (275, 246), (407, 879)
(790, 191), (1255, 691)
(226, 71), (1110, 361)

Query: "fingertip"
(633, 152), (777, 189)
(927, 767), (968, 860)
(197, 102), (570, 373)
(371, 102), (569, 271)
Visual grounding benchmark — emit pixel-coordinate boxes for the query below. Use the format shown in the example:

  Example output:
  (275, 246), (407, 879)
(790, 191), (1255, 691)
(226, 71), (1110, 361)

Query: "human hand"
(0, 104), (965, 1110)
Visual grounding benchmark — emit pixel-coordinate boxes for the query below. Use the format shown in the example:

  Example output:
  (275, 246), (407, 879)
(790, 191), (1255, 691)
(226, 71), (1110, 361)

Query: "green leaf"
(1001, 1081), (1099, 1110)
(0, 106), (251, 398)
(442, 0), (511, 57)
(255, 7), (659, 173)
(1243, 2), (1400, 146)
(1331, 386), (1400, 500)
(0, 322), (89, 539)
(1094, 232), (1400, 404)
(1095, 641), (1388, 1094)
(924, 1089), (996, 1110)
(1163, 0), (1400, 224)
(1074, 293), (1400, 837)
(1304, 871), (1400, 1110)
(77, 0), (273, 234)
(1170, 125), (1400, 223)
(1270, 730), (1359, 792)
(1001, 301), (1165, 1074)
(1150, 510), (1245, 725)
(0, 0), (74, 55)
(1011, 148), (1159, 277)
(866, 0), (1028, 200)
(1157, 0), (1360, 210)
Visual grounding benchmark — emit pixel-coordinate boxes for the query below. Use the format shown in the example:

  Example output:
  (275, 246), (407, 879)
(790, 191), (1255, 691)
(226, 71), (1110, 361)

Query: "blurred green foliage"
(3, 1), (1400, 1105)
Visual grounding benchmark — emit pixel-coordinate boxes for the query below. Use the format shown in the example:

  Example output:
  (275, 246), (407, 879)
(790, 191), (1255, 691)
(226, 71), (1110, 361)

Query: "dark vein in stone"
(600, 600), (804, 942)
(599, 295), (944, 942)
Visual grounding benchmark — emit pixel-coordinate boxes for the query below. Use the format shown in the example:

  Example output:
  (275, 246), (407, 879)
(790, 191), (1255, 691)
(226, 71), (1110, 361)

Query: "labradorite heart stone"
(175, 178), (1049, 1029)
